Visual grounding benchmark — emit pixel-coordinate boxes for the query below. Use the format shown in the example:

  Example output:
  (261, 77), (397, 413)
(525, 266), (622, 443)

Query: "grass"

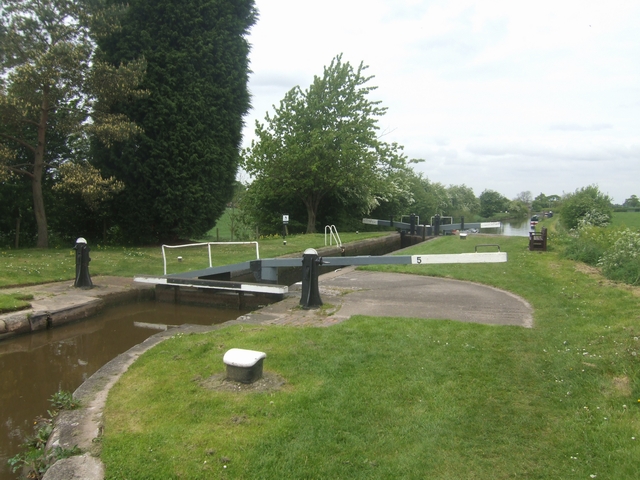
(100, 234), (640, 479)
(0, 292), (33, 314)
(0, 232), (386, 288)
(199, 207), (234, 241)
(0, 231), (385, 314)
(612, 211), (640, 230)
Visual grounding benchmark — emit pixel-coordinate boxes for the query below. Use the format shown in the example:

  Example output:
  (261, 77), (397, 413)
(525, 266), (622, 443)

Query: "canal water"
(0, 301), (249, 479)
(481, 218), (533, 237)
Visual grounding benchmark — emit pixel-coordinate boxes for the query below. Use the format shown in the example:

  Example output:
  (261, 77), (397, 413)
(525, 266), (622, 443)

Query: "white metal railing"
(324, 225), (342, 247)
(161, 241), (260, 275)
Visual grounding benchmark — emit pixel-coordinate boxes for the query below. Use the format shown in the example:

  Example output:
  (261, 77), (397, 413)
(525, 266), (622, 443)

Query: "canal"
(481, 218), (533, 237)
(0, 301), (249, 479)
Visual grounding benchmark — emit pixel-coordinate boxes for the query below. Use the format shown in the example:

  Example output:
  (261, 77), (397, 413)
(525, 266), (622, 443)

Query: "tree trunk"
(33, 92), (49, 248)
(304, 194), (322, 234)
(15, 214), (21, 249)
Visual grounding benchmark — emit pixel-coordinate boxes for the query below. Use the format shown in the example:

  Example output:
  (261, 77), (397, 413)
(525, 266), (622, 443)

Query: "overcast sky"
(242, 0), (640, 204)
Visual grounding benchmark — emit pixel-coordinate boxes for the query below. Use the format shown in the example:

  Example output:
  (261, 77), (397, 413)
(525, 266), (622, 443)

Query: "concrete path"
(240, 266), (533, 328)
(0, 276), (154, 340)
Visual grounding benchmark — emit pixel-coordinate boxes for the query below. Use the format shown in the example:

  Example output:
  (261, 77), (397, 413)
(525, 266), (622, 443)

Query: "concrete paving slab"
(241, 266), (533, 328)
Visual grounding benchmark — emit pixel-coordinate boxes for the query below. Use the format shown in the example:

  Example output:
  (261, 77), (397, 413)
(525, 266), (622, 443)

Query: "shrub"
(598, 229), (640, 285)
(559, 185), (612, 230)
(561, 224), (614, 265)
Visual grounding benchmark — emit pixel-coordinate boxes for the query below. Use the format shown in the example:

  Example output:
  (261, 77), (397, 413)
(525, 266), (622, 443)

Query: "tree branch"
(0, 133), (37, 153)
(4, 164), (34, 179)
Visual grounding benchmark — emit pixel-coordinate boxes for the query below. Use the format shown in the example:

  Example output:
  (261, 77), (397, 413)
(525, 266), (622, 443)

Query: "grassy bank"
(0, 232), (384, 289)
(101, 235), (640, 479)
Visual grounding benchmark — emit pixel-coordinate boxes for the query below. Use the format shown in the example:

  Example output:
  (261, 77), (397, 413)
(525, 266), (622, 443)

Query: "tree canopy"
(93, 0), (257, 243)
(0, 0), (146, 247)
(623, 195), (639, 208)
(479, 189), (510, 218)
(243, 54), (407, 233)
(560, 185), (613, 230)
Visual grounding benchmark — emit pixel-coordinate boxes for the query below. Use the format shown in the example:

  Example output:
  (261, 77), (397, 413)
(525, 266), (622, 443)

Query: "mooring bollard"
(223, 348), (266, 383)
(73, 237), (93, 289)
(300, 248), (324, 309)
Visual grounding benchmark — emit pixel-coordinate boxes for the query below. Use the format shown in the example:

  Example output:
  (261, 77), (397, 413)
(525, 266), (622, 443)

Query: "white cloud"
(243, 0), (640, 203)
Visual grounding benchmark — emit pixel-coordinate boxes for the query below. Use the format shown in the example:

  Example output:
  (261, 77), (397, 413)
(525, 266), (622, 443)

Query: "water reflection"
(481, 218), (533, 237)
(0, 301), (249, 479)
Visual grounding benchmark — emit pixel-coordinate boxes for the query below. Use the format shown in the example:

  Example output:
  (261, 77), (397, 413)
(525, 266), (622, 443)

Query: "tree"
(514, 191), (532, 207)
(623, 195), (640, 208)
(0, 0), (146, 247)
(244, 54), (403, 233)
(531, 192), (561, 212)
(479, 189), (510, 218)
(447, 184), (479, 218)
(93, 0), (257, 243)
(560, 185), (612, 230)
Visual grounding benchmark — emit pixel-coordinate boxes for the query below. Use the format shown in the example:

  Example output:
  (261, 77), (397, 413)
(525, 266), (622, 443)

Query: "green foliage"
(559, 185), (613, 230)
(597, 229), (640, 285)
(507, 199), (529, 218)
(0, 0), (146, 248)
(244, 54), (410, 233)
(7, 391), (82, 479)
(531, 192), (561, 212)
(479, 189), (510, 218)
(447, 184), (480, 218)
(93, 0), (257, 244)
(560, 224), (617, 265)
(623, 194), (640, 208)
(49, 389), (81, 412)
(8, 420), (53, 478)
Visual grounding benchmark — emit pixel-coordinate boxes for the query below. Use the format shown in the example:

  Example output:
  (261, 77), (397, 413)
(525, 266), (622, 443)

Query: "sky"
(242, 0), (640, 205)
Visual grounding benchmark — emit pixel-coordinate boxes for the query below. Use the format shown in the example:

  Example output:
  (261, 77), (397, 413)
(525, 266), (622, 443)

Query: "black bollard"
(300, 248), (323, 309)
(73, 237), (93, 289)
(461, 216), (465, 231)
(434, 214), (441, 236)
(410, 213), (416, 235)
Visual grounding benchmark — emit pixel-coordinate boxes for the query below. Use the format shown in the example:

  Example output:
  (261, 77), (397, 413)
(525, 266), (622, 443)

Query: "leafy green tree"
(514, 191), (533, 207)
(244, 54), (406, 234)
(623, 195), (640, 208)
(479, 189), (510, 218)
(560, 185), (613, 230)
(508, 200), (529, 218)
(94, 0), (257, 243)
(447, 184), (479, 219)
(0, 0), (146, 247)
(532, 193), (561, 212)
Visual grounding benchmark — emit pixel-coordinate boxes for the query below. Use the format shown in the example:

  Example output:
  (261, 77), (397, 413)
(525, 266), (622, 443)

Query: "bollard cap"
(303, 248), (318, 255)
(75, 237), (87, 244)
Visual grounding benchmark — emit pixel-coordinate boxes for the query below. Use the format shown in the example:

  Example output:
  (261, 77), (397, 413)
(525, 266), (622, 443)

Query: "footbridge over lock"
(135, 244), (507, 310)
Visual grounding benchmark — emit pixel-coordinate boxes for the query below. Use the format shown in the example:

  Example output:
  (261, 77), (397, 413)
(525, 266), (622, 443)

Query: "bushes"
(559, 185), (612, 230)
(562, 224), (614, 265)
(597, 229), (640, 285)
(560, 224), (640, 286)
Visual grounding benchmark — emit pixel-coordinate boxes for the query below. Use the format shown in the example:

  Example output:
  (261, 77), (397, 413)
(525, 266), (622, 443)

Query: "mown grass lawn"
(101, 235), (640, 479)
(0, 232), (385, 288)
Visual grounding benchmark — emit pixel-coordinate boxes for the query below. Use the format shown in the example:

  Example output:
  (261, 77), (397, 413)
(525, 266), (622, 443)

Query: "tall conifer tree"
(94, 0), (257, 242)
